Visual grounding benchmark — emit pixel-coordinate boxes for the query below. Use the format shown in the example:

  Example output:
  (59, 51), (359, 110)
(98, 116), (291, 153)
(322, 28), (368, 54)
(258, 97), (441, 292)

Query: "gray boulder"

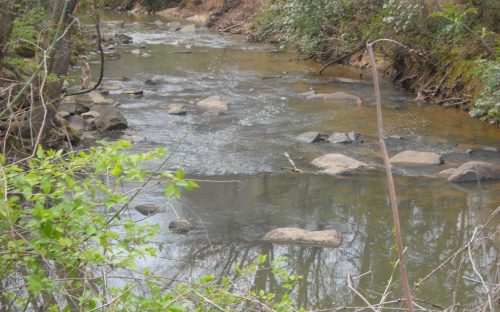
(135, 204), (161, 216)
(169, 219), (194, 234)
(390, 150), (443, 165)
(295, 131), (323, 143)
(263, 227), (342, 247)
(92, 106), (128, 131)
(446, 161), (500, 182)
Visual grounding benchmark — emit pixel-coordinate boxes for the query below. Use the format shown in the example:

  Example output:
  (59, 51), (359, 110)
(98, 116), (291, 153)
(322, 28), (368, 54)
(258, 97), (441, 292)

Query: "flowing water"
(84, 14), (500, 310)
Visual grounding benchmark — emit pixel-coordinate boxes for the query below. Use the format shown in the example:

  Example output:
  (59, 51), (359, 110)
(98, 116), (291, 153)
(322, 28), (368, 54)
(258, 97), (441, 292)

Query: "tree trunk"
(0, 1), (14, 68)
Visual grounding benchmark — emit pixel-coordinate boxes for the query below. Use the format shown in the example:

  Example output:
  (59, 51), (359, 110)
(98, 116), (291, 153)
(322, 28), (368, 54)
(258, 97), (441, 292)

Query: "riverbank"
(152, 0), (499, 124)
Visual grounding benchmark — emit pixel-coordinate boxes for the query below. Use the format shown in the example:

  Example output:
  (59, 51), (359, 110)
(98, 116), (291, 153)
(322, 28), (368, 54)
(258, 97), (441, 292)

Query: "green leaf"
(167, 304), (188, 312)
(200, 274), (214, 284)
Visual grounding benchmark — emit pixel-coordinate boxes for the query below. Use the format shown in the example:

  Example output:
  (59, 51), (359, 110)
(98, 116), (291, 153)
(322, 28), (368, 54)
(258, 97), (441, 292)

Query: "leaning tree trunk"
(0, 1), (14, 69)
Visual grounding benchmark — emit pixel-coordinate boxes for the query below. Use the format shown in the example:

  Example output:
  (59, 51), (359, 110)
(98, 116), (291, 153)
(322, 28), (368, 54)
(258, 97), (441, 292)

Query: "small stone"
(169, 219), (194, 234)
(167, 104), (187, 115)
(131, 49), (142, 55)
(123, 88), (144, 96)
(135, 204), (161, 216)
(465, 148), (475, 155)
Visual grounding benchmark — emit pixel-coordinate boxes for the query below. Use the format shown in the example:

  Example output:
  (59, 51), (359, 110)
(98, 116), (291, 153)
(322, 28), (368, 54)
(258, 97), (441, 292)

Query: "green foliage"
(254, 0), (361, 60)
(429, 4), (477, 34)
(469, 60), (500, 123)
(0, 141), (300, 310)
(382, 0), (423, 33)
(0, 141), (194, 310)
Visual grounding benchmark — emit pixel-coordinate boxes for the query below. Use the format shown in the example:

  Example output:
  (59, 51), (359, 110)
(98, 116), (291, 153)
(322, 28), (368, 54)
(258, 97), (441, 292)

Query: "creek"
(87, 14), (500, 310)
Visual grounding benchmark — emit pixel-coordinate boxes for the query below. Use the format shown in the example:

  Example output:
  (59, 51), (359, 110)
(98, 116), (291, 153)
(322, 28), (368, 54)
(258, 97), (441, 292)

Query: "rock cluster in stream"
(299, 130), (499, 182)
(56, 91), (127, 143)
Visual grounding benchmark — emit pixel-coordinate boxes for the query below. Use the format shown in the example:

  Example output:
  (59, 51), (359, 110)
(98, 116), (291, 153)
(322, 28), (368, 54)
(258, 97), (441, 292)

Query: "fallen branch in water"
(283, 152), (303, 173)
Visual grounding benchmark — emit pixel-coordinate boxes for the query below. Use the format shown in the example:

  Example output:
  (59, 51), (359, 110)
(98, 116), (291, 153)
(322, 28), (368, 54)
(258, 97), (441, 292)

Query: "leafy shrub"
(469, 60), (500, 123)
(0, 141), (300, 311)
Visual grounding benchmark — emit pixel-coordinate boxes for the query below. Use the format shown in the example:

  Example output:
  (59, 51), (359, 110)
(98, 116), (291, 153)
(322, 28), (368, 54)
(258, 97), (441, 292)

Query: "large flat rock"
(312, 153), (370, 170)
(263, 227), (342, 247)
(390, 150), (443, 165)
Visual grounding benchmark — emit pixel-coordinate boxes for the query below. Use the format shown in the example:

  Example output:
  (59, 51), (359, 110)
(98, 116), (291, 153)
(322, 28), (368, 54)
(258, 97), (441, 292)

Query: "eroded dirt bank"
(151, 0), (498, 124)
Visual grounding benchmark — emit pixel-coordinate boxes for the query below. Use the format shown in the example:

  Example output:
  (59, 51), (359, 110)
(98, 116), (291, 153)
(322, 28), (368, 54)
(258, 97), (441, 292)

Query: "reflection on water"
(130, 173), (499, 309)
(87, 16), (500, 310)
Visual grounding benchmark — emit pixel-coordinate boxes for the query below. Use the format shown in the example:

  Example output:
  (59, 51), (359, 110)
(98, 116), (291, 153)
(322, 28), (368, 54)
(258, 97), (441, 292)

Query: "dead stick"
(367, 39), (415, 312)
(283, 152), (303, 173)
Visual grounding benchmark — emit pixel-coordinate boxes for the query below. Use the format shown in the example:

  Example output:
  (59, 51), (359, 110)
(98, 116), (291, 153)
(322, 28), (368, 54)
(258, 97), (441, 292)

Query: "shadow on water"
(86, 16), (500, 309)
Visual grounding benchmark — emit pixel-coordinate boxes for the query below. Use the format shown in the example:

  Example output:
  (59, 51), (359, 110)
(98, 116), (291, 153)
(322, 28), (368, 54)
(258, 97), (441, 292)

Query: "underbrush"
(253, 0), (499, 123)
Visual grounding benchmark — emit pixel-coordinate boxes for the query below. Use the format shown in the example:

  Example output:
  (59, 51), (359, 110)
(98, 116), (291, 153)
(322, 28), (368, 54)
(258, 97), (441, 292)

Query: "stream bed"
(85, 14), (500, 310)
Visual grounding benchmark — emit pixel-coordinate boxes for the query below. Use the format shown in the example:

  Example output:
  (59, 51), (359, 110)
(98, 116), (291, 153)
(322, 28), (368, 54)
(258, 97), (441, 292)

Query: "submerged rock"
(446, 161), (500, 182)
(390, 151), (443, 165)
(169, 219), (194, 234)
(179, 24), (196, 32)
(197, 95), (230, 110)
(167, 104), (187, 115)
(306, 91), (362, 105)
(135, 204), (161, 216)
(145, 75), (166, 86)
(263, 227), (342, 247)
(123, 88), (144, 96)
